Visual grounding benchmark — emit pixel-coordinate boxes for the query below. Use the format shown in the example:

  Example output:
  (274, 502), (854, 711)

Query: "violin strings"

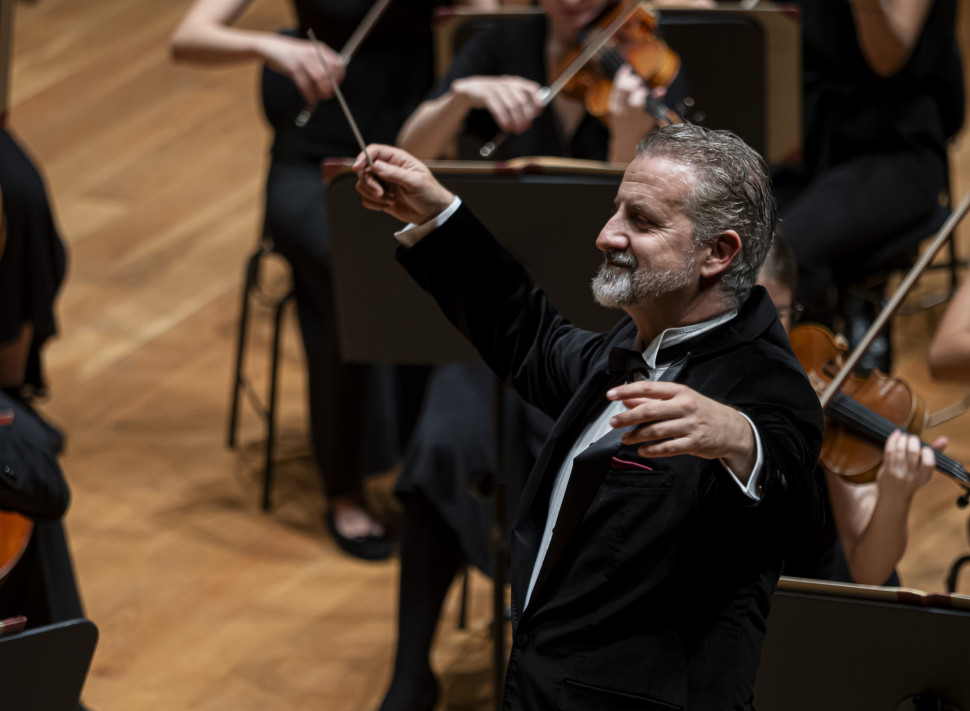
(828, 393), (970, 488)
(592, 47), (671, 125)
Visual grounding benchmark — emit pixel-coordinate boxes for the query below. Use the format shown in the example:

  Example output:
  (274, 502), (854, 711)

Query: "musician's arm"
(397, 89), (480, 159)
(825, 431), (937, 585)
(929, 276), (970, 383)
(397, 75), (542, 159)
(171, 0), (274, 65)
(849, 0), (933, 77)
(170, 0), (344, 104)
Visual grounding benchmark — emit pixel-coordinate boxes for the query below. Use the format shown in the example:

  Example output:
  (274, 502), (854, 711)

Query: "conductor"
(355, 123), (824, 710)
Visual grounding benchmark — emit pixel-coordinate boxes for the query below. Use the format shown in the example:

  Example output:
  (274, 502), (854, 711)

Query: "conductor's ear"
(699, 229), (741, 279)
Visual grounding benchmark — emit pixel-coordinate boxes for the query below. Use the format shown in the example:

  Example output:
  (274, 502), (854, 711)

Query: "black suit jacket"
(399, 205), (824, 710)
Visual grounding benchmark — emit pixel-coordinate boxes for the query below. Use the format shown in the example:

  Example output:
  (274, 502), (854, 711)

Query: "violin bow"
(819, 192), (970, 411)
(480, 0), (646, 158)
(308, 29), (376, 172)
(295, 0), (396, 127)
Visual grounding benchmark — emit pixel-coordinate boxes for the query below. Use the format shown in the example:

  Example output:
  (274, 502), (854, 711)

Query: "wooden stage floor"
(6, 1), (970, 709)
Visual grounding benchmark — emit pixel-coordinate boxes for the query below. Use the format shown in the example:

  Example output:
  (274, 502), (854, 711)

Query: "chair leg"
(262, 289), (293, 512)
(227, 251), (261, 449)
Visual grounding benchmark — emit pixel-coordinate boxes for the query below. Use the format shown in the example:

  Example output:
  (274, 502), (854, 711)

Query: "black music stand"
(0, 618), (98, 710)
(755, 578), (970, 710)
(326, 161), (624, 708)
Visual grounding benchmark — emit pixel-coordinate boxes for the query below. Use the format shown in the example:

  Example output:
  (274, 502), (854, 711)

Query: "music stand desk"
(756, 577), (970, 710)
(0, 618), (98, 711)
(326, 159), (625, 364)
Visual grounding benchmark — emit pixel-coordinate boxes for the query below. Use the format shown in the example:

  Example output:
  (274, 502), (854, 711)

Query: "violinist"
(759, 234), (945, 586)
(170, 0), (494, 560)
(397, 0), (712, 162)
(772, 0), (962, 339)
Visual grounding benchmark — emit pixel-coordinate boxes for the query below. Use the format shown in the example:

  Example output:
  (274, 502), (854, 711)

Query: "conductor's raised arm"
(353, 144), (455, 226)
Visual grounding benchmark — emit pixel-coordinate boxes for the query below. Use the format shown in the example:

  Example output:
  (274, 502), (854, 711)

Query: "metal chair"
(835, 194), (964, 372)
(226, 235), (294, 511)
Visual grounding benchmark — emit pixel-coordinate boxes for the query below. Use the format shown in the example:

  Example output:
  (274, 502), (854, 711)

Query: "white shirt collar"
(635, 308), (739, 370)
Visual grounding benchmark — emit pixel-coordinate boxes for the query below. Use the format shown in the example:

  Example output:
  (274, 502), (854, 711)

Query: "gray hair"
(635, 124), (776, 308)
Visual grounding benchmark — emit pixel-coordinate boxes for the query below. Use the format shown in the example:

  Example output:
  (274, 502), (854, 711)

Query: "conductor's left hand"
(353, 144), (455, 225)
(607, 380), (757, 479)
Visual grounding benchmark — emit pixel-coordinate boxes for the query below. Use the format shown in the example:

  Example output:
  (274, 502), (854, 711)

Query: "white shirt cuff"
(394, 196), (463, 247)
(719, 412), (764, 501)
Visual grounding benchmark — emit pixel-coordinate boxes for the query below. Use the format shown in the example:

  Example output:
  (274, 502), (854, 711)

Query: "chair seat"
(836, 201), (951, 279)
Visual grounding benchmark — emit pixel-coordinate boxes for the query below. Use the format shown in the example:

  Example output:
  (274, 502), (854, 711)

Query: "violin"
(557, 1), (683, 126)
(480, 1), (684, 158)
(789, 324), (970, 494)
(786, 192), (970, 501)
(0, 512), (32, 587)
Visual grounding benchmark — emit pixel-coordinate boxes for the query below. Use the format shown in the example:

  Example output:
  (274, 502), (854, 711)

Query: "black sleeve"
(396, 203), (610, 419)
(0, 395), (69, 521)
(728, 343), (826, 552)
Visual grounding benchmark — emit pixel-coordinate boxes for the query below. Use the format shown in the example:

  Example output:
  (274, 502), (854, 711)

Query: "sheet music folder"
(0, 617), (98, 710)
(326, 159), (626, 365)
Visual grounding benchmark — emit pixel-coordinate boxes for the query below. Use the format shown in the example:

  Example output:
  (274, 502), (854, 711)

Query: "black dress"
(774, 0), (963, 325)
(0, 128), (68, 395)
(257, 1), (445, 496)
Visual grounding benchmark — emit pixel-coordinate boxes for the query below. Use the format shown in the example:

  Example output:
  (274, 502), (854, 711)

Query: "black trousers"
(775, 146), (946, 325)
(264, 159), (426, 498)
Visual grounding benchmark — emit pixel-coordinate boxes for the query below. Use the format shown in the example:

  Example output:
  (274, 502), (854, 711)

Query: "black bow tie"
(608, 346), (691, 383)
(608, 347), (650, 381)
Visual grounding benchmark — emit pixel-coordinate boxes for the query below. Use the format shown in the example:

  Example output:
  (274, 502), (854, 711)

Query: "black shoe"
(325, 509), (393, 561)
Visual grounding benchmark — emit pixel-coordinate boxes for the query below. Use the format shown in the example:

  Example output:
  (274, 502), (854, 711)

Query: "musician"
(357, 124), (823, 710)
(397, 0), (707, 161)
(759, 235), (943, 586)
(0, 128), (67, 408)
(170, 0), (493, 559)
(773, 0), (963, 336)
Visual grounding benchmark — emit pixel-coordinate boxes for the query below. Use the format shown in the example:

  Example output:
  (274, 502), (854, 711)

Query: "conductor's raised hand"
(353, 144), (455, 225)
(607, 380), (757, 479)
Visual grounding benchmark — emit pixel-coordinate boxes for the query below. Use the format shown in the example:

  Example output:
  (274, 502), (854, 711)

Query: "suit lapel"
(509, 367), (620, 614)
(522, 353), (691, 614)
(526, 425), (623, 609)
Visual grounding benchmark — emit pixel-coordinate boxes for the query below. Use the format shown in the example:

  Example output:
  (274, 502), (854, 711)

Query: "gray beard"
(591, 250), (696, 308)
